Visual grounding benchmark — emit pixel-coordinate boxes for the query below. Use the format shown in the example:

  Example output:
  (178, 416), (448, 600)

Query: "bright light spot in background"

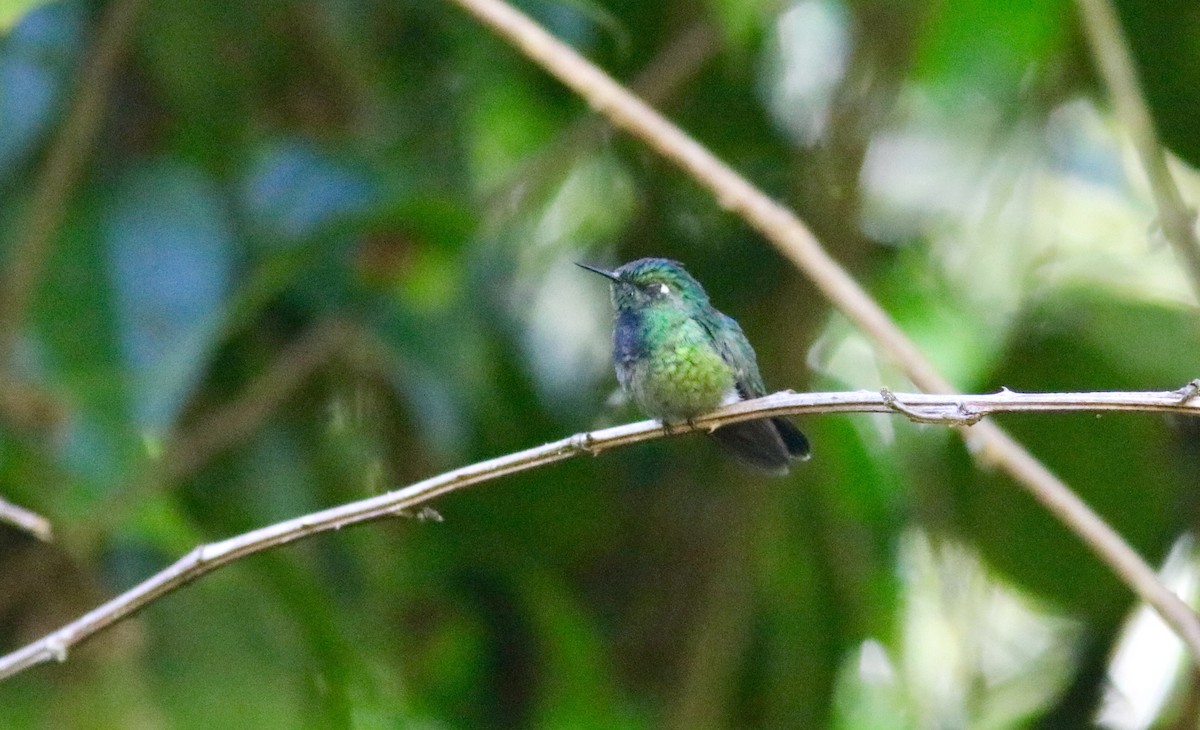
(806, 326), (896, 445)
(897, 531), (1078, 728)
(1097, 535), (1198, 730)
(858, 98), (997, 243)
(516, 154), (636, 410)
(858, 638), (897, 684)
(763, 0), (851, 147)
(833, 532), (1085, 728)
(524, 258), (614, 407)
(825, 92), (1200, 403)
(858, 92), (1196, 312)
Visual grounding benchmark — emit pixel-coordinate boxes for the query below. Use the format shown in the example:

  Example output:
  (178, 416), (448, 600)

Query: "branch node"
(1177, 379), (1200, 404)
(392, 506), (443, 522)
(956, 402), (985, 426)
(46, 636), (68, 663)
(568, 431), (600, 456)
(881, 387), (930, 423)
(881, 388), (981, 426)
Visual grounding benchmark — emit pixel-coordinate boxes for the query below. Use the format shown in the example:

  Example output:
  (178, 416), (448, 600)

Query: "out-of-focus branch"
(442, 0), (1200, 663)
(1073, 0), (1200, 302)
(0, 376), (65, 438)
(484, 20), (721, 223)
(0, 497), (52, 542)
(0, 0), (146, 364)
(4, 386), (1200, 679)
(161, 320), (357, 485)
(91, 319), (363, 539)
(0, 0), (145, 542)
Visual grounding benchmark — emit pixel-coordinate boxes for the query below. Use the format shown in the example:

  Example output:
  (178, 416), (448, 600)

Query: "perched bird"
(578, 257), (809, 474)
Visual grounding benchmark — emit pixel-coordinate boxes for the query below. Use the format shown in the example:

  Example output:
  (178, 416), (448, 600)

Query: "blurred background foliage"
(1, 0), (1199, 727)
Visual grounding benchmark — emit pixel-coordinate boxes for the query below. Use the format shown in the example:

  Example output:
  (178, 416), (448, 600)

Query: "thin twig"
(0, 0), (147, 363)
(442, 0), (1200, 663)
(3, 387), (1200, 679)
(1073, 0), (1200, 301)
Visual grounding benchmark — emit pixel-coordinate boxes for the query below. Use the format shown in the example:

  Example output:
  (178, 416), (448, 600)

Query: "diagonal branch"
(161, 320), (357, 486)
(3, 387), (1200, 679)
(442, 0), (1200, 661)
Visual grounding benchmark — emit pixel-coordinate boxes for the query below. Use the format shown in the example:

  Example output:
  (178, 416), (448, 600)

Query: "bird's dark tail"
(709, 417), (809, 475)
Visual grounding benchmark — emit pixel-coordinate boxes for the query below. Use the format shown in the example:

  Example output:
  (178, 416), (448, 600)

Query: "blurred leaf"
(28, 189), (137, 500)
(105, 158), (235, 435)
(753, 487), (848, 730)
(135, 0), (275, 166)
(0, 0), (84, 181)
(522, 573), (645, 729)
(466, 56), (567, 190)
(912, 0), (1069, 102)
(805, 413), (904, 640)
(241, 138), (377, 247)
(705, 0), (773, 51)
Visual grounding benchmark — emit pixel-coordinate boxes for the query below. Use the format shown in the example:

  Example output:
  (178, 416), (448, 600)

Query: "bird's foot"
(660, 418), (698, 436)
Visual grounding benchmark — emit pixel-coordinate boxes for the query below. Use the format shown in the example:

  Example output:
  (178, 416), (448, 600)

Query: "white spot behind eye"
(659, 283), (670, 295)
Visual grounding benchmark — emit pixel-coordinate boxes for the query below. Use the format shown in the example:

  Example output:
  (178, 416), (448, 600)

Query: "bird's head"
(576, 257), (710, 313)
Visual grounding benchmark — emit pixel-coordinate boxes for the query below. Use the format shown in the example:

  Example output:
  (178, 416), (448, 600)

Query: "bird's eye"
(658, 283), (670, 296)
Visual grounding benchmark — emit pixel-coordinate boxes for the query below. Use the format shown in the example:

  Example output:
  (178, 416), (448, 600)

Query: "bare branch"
(3, 387), (1200, 680)
(441, 0), (1200, 663)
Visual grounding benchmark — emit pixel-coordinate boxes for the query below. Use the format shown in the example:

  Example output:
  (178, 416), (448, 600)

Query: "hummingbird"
(578, 257), (809, 474)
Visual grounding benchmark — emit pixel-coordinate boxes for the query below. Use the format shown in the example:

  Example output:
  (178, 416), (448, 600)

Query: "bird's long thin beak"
(575, 262), (621, 282)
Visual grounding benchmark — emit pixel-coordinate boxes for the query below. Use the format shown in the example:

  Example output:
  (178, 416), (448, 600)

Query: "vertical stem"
(1073, 0), (1200, 302)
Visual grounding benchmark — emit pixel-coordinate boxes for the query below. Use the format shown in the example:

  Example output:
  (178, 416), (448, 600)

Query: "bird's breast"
(616, 313), (735, 421)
